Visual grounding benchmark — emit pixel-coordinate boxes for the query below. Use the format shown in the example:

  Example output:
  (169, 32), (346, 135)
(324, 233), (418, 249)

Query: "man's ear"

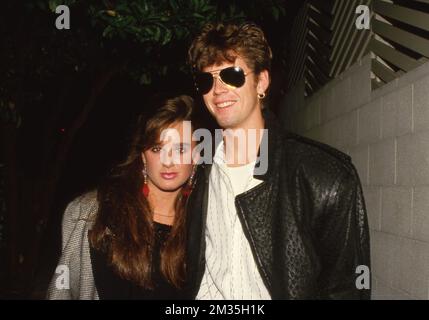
(257, 70), (270, 95)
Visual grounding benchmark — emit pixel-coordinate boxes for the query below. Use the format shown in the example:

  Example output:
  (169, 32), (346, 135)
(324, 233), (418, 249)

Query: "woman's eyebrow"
(159, 142), (191, 148)
(173, 142), (191, 147)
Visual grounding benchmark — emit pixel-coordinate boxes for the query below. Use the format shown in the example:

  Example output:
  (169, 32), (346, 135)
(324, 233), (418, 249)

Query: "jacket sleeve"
(46, 192), (99, 300)
(316, 165), (371, 299)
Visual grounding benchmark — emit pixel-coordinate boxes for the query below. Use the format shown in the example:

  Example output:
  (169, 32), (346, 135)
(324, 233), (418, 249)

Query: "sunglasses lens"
(194, 66), (246, 94)
(220, 66), (245, 88)
(195, 72), (213, 94)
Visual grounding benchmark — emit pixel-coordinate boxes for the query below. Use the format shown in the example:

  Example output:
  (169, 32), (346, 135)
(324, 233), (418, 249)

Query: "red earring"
(182, 167), (196, 197)
(142, 167), (149, 197)
(182, 185), (191, 197)
(142, 184), (149, 197)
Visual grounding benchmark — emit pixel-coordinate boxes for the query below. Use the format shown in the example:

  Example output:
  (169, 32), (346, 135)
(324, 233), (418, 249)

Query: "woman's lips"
(160, 172), (178, 180)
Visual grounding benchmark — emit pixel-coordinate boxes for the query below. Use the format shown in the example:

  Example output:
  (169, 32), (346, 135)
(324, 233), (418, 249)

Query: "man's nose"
(213, 76), (228, 95)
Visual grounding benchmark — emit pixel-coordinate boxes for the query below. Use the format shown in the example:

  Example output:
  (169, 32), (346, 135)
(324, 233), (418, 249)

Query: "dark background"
(0, 0), (303, 298)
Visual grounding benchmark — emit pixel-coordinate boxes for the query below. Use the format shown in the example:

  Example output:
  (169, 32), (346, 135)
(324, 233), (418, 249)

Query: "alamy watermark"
(54, 264), (371, 290)
(355, 265), (370, 290)
(55, 265), (70, 290)
(55, 4), (371, 31)
(55, 5), (70, 30)
(355, 5), (370, 30)
(157, 121), (269, 175)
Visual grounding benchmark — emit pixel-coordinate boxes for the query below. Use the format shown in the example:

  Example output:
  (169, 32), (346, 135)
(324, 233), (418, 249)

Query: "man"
(185, 22), (370, 299)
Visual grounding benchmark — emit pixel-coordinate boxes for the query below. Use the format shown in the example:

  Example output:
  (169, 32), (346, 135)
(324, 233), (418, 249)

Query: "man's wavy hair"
(188, 22), (273, 76)
(89, 95), (197, 289)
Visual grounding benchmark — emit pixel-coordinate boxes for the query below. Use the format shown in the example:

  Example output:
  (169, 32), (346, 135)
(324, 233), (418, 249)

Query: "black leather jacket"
(185, 109), (371, 299)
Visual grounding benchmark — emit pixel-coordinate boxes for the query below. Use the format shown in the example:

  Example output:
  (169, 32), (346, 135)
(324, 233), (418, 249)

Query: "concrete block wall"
(280, 54), (429, 299)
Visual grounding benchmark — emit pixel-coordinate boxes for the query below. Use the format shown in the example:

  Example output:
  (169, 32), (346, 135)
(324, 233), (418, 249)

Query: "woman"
(47, 95), (199, 299)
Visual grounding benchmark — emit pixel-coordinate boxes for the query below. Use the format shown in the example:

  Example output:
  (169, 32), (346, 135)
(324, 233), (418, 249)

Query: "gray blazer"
(47, 191), (99, 299)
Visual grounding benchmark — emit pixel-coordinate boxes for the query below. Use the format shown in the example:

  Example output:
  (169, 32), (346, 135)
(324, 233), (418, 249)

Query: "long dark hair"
(89, 95), (197, 289)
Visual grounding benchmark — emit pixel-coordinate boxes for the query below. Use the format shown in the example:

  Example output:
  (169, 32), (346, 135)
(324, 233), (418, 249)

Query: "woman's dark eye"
(151, 146), (161, 152)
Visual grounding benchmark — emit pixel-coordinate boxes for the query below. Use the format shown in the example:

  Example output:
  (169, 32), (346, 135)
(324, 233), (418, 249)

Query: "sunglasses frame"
(194, 66), (252, 94)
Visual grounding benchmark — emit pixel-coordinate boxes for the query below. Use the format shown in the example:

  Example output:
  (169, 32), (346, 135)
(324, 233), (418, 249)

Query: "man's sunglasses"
(194, 66), (251, 95)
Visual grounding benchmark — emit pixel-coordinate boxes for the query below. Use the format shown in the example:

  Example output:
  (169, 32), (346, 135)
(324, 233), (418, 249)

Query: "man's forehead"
(203, 56), (248, 72)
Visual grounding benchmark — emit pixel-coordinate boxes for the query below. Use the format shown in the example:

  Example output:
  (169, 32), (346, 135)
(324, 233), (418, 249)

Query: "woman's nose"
(161, 148), (177, 167)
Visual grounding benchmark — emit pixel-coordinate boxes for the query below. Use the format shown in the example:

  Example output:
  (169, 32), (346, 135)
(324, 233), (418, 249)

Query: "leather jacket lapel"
(235, 178), (276, 293)
(185, 163), (211, 296)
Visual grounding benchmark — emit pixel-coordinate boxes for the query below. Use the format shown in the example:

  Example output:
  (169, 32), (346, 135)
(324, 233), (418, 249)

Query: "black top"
(89, 222), (185, 299)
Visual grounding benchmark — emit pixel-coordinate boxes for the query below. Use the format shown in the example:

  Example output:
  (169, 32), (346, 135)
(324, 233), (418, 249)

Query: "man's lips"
(214, 100), (237, 109)
(160, 172), (178, 180)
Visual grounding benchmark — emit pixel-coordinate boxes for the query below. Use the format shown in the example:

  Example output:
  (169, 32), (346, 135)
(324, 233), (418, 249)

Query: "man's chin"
(215, 117), (238, 129)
